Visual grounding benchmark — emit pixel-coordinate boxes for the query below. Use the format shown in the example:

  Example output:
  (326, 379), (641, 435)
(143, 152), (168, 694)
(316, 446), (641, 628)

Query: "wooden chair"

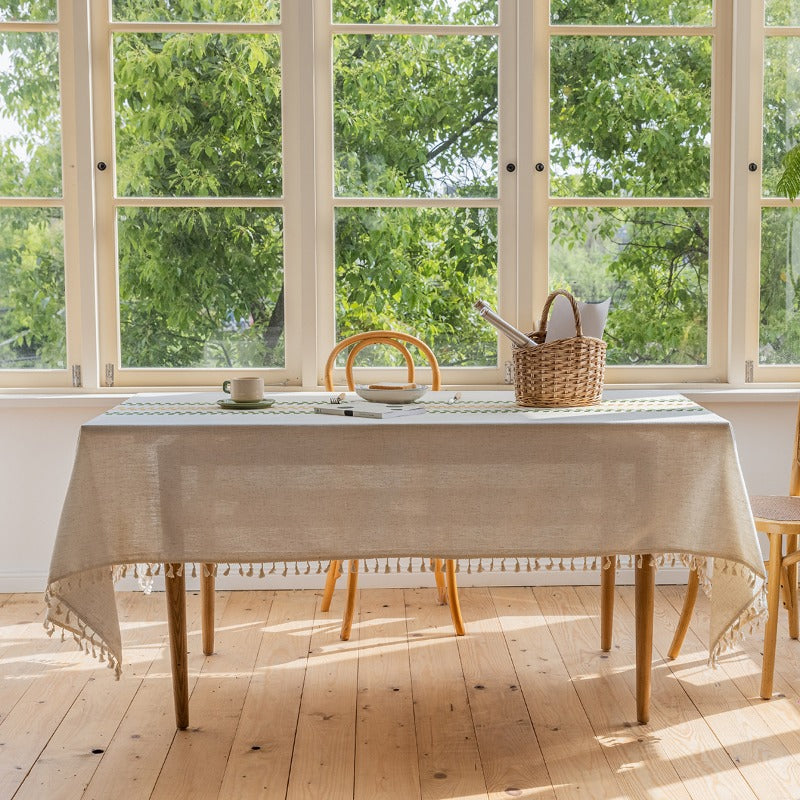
(320, 330), (465, 640)
(666, 404), (800, 700)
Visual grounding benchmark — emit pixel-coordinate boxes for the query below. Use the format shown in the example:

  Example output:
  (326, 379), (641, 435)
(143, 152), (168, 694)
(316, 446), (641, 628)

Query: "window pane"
(0, 32), (62, 197)
(550, 36), (711, 198)
(333, 0), (496, 25)
(0, 1), (56, 22)
(765, 1), (800, 26)
(334, 34), (497, 198)
(112, 0), (279, 23)
(549, 207), (709, 365)
(335, 207), (497, 366)
(550, 0), (712, 25)
(0, 207), (65, 369)
(760, 207), (800, 365)
(118, 207), (284, 368)
(114, 33), (282, 198)
(762, 37), (800, 198)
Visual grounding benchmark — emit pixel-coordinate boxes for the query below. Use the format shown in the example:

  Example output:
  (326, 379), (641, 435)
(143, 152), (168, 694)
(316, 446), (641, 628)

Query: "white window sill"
(0, 384), (799, 408)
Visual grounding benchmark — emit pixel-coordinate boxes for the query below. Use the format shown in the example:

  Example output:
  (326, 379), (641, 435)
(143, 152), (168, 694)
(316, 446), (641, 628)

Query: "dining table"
(45, 390), (766, 729)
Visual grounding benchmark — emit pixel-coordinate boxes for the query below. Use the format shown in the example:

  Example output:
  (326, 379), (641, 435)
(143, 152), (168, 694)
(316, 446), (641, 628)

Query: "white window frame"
(315, 1), (516, 388)
(2, 0), (793, 391)
(531, 2), (732, 385)
(742, 0), (800, 384)
(90, 3), (301, 388)
(0, 0), (87, 388)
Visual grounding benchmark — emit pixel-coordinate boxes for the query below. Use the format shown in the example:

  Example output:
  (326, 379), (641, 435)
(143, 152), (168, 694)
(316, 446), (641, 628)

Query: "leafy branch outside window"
(778, 144), (800, 201)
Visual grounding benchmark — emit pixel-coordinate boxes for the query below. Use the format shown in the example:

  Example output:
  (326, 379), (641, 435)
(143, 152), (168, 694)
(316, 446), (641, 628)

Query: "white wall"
(0, 399), (114, 592)
(0, 393), (795, 593)
(703, 398), (797, 496)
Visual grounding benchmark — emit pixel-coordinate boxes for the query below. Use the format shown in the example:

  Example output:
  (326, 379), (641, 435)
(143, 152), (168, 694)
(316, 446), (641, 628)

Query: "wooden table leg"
(601, 555), (616, 651)
(165, 562), (189, 730)
(635, 553), (655, 725)
(200, 563), (215, 656)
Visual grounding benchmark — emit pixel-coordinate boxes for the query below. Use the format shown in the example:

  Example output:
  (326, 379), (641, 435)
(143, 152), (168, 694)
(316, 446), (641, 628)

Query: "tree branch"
(425, 100), (497, 164)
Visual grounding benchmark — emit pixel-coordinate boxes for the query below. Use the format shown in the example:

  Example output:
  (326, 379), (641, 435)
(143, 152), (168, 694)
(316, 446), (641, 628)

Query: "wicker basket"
(513, 290), (607, 408)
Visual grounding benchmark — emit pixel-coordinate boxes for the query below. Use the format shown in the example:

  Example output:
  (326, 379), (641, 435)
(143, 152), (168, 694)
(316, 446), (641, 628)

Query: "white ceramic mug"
(222, 376), (264, 403)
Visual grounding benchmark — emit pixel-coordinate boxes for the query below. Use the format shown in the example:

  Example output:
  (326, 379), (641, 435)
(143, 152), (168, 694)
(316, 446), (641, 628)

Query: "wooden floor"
(2, 585), (800, 799)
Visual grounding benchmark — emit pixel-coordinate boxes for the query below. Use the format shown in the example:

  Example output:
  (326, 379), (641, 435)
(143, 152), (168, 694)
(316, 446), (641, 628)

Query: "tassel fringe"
(43, 552), (765, 678)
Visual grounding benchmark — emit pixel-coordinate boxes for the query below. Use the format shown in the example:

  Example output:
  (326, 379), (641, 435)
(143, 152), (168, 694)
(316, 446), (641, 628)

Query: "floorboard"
(1, 587), (799, 800)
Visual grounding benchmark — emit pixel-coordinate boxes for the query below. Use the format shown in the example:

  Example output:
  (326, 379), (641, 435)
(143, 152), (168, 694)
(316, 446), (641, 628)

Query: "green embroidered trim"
(105, 395), (702, 417)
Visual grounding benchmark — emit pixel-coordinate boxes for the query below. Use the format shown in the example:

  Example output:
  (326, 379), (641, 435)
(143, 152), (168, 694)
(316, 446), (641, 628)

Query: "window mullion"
(495, 0), (517, 376)
(282, 0), (317, 387)
(91, 1), (118, 385)
(529, 0), (550, 324)
(313, 0), (335, 387)
(708, 0), (733, 382)
(60, 0), (99, 388)
(737, 0), (766, 383)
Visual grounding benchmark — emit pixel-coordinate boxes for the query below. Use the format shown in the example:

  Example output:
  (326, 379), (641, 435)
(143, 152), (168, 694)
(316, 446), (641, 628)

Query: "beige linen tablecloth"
(45, 391), (766, 675)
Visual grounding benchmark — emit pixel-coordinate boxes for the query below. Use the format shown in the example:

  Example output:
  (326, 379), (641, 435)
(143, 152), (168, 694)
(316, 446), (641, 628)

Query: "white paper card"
(313, 402), (427, 419)
(544, 296), (611, 343)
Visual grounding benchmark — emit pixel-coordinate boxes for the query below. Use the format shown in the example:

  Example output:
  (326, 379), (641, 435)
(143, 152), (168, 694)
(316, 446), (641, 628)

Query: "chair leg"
(445, 559), (466, 636)
(433, 558), (447, 605)
(785, 534), (799, 640)
(761, 532), (784, 700)
(340, 560), (359, 641)
(600, 556), (616, 651)
(321, 559), (341, 612)
(668, 568), (699, 659)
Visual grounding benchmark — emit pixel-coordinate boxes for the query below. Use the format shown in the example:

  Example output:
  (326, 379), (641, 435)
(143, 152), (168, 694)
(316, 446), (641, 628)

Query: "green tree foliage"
(550, 0), (710, 25)
(332, 28), (498, 364)
(0, 29), (64, 368)
(760, 31), (800, 364)
(112, 0), (279, 23)
(335, 207), (497, 366)
(112, 31), (285, 367)
(0, 1), (56, 22)
(334, 0), (496, 25)
(549, 33), (711, 365)
(777, 144), (800, 202)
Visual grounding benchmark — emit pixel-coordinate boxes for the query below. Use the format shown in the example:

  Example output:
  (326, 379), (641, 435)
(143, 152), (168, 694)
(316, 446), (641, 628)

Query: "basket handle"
(535, 290), (582, 338)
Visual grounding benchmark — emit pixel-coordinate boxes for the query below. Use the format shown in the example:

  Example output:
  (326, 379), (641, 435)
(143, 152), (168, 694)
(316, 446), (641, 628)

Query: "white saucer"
(217, 398), (275, 410)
